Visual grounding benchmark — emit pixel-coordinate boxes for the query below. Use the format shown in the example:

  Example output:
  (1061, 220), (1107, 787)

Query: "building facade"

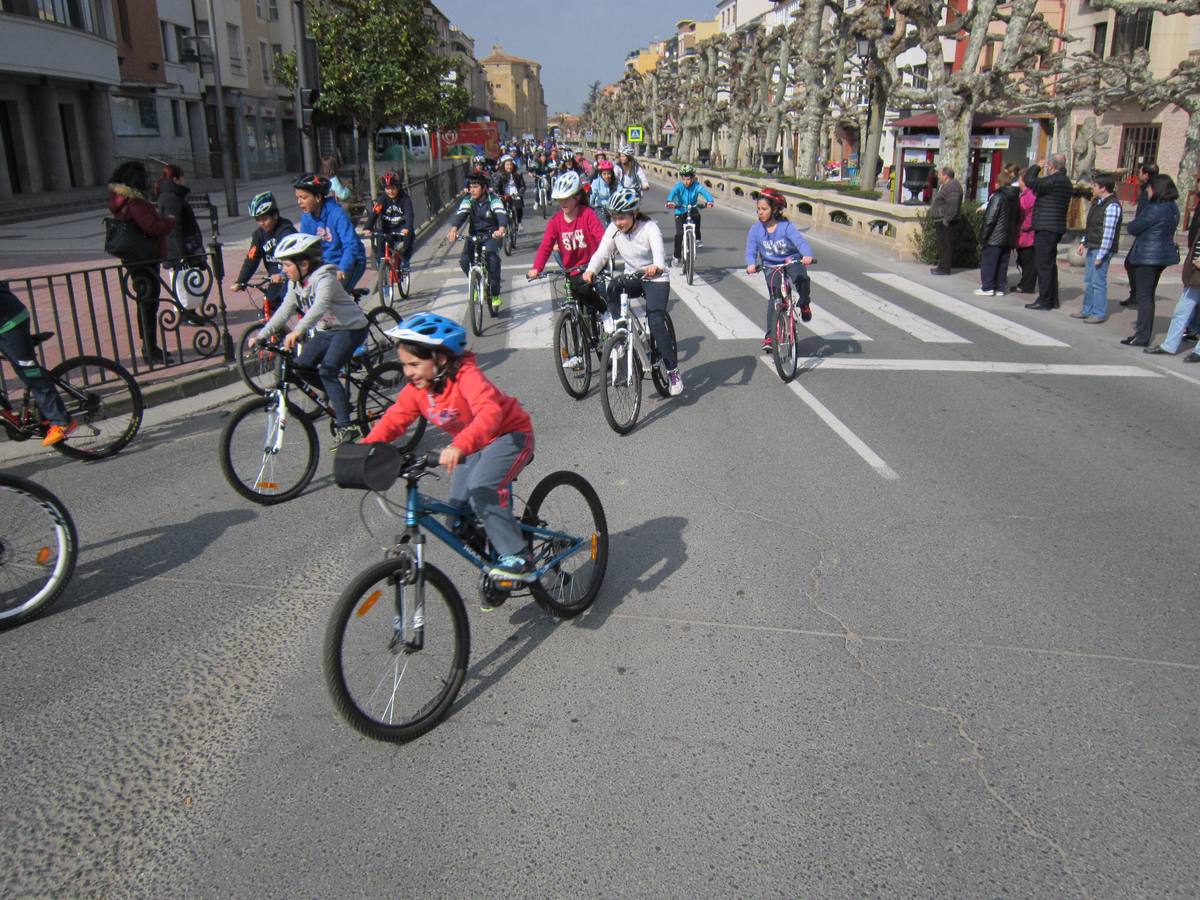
(480, 45), (546, 140)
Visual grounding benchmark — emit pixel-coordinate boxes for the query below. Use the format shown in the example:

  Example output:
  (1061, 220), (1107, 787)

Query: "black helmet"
(293, 173), (331, 195)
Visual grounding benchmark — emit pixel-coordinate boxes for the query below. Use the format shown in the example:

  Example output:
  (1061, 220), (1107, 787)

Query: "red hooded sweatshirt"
(364, 353), (533, 456)
(532, 205), (605, 274)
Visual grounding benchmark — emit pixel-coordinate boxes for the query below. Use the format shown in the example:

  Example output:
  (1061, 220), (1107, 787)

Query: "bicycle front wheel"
(599, 333), (642, 435)
(397, 264), (411, 300)
(522, 471), (608, 618)
(236, 322), (277, 396)
(552, 309), (592, 400)
(685, 231), (696, 285)
(50, 356), (143, 461)
(324, 559), (469, 743)
(540, 191), (547, 219)
(356, 361), (427, 451)
(219, 396), (319, 504)
(376, 256), (395, 307)
(0, 474), (78, 629)
(773, 299), (800, 382)
(364, 305), (402, 369)
(504, 226), (516, 256)
(650, 312), (677, 398)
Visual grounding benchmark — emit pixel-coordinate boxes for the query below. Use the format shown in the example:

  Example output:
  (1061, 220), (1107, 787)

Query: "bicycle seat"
(351, 288), (370, 301)
(30, 331), (54, 345)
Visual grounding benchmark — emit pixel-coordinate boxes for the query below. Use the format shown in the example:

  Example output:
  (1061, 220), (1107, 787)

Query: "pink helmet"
(597, 159), (615, 172)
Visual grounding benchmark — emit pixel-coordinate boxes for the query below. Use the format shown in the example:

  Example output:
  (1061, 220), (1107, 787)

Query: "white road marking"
(730, 269), (872, 342)
(866, 273), (1069, 347)
(792, 358), (1159, 377)
(758, 357), (899, 480)
(809, 270), (968, 343)
(1151, 363), (1200, 387)
(671, 275), (762, 340)
(496, 278), (558, 348)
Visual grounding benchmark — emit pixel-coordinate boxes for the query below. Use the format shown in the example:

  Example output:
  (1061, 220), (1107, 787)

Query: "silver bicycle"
(598, 274), (676, 435)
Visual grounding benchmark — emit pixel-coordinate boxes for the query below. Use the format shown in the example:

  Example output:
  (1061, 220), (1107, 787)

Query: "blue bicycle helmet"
(384, 313), (468, 356)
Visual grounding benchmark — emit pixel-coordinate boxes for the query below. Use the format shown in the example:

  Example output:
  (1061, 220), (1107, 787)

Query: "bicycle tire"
(599, 333), (642, 435)
(522, 471), (608, 618)
(650, 312), (676, 398)
(397, 265), (411, 300)
(219, 396), (319, 505)
(355, 361), (427, 451)
(236, 322), (277, 397)
(504, 226), (516, 256)
(376, 256), (395, 307)
(49, 356), (143, 461)
(469, 268), (485, 336)
(540, 189), (547, 219)
(364, 306), (402, 369)
(773, 299), (800, 382)
(685, 230), (696, 285)
(324, 559), (469, 743)
(0, 473), (78, 629)
(552, 309), (592, 400)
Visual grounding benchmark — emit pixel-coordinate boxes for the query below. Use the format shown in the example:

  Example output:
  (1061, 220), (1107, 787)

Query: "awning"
(890, 113), (1030, 129)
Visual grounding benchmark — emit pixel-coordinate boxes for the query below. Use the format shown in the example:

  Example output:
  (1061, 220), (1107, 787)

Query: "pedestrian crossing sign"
(626, 126), (645, 143)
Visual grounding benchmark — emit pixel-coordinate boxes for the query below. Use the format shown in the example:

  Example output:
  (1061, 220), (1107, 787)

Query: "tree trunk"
(860, 84), (886, 194)
(939, 105), (973, 189)
(1178, 100), (1200, 222)
(366, 115), (379, 197)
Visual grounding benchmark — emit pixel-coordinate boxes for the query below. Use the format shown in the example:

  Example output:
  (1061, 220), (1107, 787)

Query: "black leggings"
(605, 278), (677, 371)
(673, 212), (701, 259)
(567, 272), (606, 316)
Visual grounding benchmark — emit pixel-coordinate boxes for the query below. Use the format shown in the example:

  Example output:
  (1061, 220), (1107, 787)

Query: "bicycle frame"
(608, 284), (654, 384)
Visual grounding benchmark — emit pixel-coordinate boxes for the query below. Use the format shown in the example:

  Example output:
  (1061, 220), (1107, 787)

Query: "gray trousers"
(449, 430), (534, 557)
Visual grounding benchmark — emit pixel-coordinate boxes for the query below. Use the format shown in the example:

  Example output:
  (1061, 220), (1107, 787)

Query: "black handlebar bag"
(333, 442), (401, 492)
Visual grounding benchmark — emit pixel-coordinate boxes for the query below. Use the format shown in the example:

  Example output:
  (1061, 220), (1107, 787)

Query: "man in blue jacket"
(666, 164), (715, 265)
(294, 173), (367, 289)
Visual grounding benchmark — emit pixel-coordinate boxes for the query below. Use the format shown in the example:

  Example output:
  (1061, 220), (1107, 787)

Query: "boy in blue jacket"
(666, 164), (714, 263)
(294, 173), (367, 290)
(745, 188), (814, 352)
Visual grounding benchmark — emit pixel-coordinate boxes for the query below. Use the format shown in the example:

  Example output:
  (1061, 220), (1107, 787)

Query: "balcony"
(0, 10), (120, 84)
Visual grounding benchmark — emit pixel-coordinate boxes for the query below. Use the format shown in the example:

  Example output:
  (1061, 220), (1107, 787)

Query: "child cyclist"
(0, 282), (75, 446)
(363, 313), (536, 603)
(255, 232), (369, 448)
(294, 173), (367, 290)
(582, 187), (684, 396)
(233, 191), (296, 310)
(745, 188), (813, 353)
(666, 164), (714, 265)
(447, 172), (508, 313)
(363, 170), (415, 273)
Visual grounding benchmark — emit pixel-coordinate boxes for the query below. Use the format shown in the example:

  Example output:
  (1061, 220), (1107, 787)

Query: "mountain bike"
(535, 174), (549, 219)
(536, 269), (606, 400)
(501, 196), (519, 256)
(219, 340), (425, 504)
(237, 287), (401, 397)
(667, 202), (706, 286)
(464, 234), (498, 336)
(372, 231), (411, 306)
(0, 473), (78, 629)
(762, 258), (817, 383)
(599, 274), (675, 435)
(1, 333), (142, 460)
(324, 443), (608, 742)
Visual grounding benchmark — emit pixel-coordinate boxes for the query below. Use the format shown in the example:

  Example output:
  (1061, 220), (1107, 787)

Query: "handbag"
(103, 216), (158, 262)
(1183, 233), (1200, 288)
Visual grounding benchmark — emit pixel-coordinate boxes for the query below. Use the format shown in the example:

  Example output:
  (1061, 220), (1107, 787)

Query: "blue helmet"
(384, 313), (468, 356)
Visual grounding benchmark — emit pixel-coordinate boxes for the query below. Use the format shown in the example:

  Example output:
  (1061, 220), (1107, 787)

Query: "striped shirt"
(1097, 200), (1121, 260)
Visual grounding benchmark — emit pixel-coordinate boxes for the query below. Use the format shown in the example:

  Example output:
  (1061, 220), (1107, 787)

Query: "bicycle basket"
(334, 442), (401, 492)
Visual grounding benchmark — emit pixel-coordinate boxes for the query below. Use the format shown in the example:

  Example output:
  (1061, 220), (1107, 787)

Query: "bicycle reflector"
(356, 589), (382, 618)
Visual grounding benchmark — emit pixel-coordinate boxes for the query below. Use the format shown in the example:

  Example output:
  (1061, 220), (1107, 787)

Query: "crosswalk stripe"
(789, 358), (1158, 376)
(671, 275), (762, 340)
(729, 269), (872, 342)
(865, 273), (1069, 347)
(498, 278), (558, 348)
(809, 271), (968, 344)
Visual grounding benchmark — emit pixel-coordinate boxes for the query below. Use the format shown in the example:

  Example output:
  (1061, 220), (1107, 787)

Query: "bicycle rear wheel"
(650, 312), (677, 398)
(324, 559), (469, 742)
(0, 473), (78, 629)
(685, 230), (696, 285)
(599, 333), (642, 435)
(219, 396), (319, 504)
(773, 298), (800, 382)
(356, 361), (427, 451)
(364, 306), (402, 369)
(50, 356), (143, 461)
(522, 471), (608, 618)
(469, 268), (485, 336)
(236, 322), (277, 396)
(552, 309), (592, 400)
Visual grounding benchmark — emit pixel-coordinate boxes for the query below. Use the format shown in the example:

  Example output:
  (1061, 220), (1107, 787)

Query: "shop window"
(1111, 9), (1152, 56)
(1117, 123), (1160, 170)
(112, 96), (159, 136)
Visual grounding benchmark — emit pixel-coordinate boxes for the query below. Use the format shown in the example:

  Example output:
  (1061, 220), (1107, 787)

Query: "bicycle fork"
(391, 533), (426, 652)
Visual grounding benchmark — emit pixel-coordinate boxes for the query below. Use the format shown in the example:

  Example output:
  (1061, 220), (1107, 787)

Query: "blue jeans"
(294, 326), (369, 428)
(1160, 286), (1200, 353)
(340, 258), (367, 291)
(1081, 249), (1111, 319)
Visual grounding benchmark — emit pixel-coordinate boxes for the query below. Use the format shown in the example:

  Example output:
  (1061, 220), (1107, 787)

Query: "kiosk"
(890, 114), (1032, 205)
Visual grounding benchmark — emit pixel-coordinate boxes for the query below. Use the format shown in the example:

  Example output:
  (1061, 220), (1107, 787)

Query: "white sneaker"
(601, 312), (616, 335)
(667, 368), (683, 396)
(973, 288), (994, 296)
(994, 291), (1007, 297)
(561, 354), (583, 370)
(671, 257), (681, 268)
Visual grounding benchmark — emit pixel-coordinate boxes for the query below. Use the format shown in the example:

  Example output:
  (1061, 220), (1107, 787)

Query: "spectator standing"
(976, 164), (1021, 296)
(928, 166), (962, 275)
(1012, 171), (1037, 293)
(156, 164), (207, 326)
(1071, 172), (1123, 324)
(1120, 162), (1159, 308)
(1121, 174), (1180, 347)
(1022, 154), (1073, 310)
(107, 161), (176, 364)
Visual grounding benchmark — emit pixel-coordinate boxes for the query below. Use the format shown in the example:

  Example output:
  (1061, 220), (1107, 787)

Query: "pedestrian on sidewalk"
(1022, 155), (1073, 310)
(1120, 162), (1158, 309)
(1072, 172), (1123, 324)
(928, 166), (962, 275)
(976, 164), (1020, 296)
(1144, 172), (1199, 359)
(107, 161), (176, 365)
(156, 164), (207, 326)
(1012, 171), (1037, 293)
(1121, 174), (1180, 348)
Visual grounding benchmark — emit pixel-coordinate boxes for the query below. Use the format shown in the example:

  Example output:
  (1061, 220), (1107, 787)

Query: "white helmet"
(551, 171), (582, 199)
(273, 232), (325, 260)
(619, 144), (636, 157)
(606, 186), (642, 214)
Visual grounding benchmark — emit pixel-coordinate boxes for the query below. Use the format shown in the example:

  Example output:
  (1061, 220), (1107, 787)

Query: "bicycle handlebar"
(761, 257), (818, 268)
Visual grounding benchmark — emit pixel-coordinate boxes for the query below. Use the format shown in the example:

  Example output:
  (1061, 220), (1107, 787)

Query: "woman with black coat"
(1121, 174), (1181, 347)
(977, 164), (1021, 296)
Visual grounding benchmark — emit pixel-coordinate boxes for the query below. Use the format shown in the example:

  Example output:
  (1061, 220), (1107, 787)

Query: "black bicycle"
(0, 472), (78, 629)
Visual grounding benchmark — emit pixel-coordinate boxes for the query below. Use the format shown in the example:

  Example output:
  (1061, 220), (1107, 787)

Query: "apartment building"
(447, 25), (491, 117)
(481, 45), (546, 140)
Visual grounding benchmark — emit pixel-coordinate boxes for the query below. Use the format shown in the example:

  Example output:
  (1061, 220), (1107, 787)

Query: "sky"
(433, 0), (707, 115)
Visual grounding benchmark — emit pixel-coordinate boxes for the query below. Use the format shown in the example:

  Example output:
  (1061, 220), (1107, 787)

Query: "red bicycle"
(762, 258), (816, 383)
(373, 232), (411, 306)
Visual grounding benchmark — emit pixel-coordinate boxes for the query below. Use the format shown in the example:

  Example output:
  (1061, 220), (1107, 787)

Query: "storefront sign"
(902, 149), (930, 163)
(971, 135), (1010, 149)
(262, 105), (276, 119)
(898, 134), (941, 149)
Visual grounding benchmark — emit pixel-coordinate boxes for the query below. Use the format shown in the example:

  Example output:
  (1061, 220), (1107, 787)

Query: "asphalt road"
(1, 179), (1198, 897)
